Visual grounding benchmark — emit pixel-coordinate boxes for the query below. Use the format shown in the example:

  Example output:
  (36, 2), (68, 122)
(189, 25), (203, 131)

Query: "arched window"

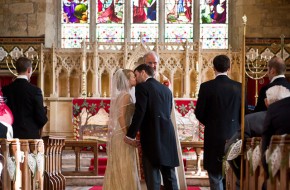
(200, 0), (228, 49)
(97, 0), (125, 42)
(61, 0), (90, 48)
(60, 0), (228, 48)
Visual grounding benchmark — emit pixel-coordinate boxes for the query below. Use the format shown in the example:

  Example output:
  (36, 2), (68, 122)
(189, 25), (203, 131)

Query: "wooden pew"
(265, 135), (290, 190)
(42, 136), (66, 190)
(19, 140), (30, 190)
(226, 137), (264, 190)
(28, 139), (45, 190)
(9, 139), (22, 190)
(245, 137), (264, 190)
(0, 139), (11, 190)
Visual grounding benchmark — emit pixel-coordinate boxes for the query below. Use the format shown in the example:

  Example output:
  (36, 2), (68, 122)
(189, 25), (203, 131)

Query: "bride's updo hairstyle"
(115, 69), (133, 92)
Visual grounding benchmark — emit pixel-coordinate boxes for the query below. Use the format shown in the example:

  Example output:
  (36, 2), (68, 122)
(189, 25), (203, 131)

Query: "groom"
(124, 64), (179, 190)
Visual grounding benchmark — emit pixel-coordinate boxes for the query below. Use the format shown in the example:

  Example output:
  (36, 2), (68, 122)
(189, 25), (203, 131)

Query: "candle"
(21, 49), (23, 55)
(256, 49), (258, 57)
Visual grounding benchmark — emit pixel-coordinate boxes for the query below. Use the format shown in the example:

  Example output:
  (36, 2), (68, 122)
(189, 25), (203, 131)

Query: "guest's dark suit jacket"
(261, 96), (290, 179)
(195, 75), (241, 173)
(126, 78), (179, 167)
(224, 111), (266, 179)
(2, 78), (48, 139)
(254, 77), (290, 112)
(225, 111), (266, 151)
(0, 122), (7, 138)
(261, 96), (290, 156)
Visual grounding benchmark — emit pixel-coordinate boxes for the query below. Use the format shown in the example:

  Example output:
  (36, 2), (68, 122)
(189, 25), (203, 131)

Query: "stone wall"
(0, 0), (289, 49)
(0, 0), (45, 36)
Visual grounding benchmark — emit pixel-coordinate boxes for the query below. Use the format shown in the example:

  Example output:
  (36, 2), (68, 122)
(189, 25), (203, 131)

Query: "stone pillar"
(92, 41), (100, 97)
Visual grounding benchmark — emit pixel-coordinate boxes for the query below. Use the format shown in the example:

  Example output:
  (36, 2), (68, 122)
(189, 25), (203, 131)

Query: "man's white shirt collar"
(215, 72), (228, 78)
(145, 76), (152, 81)
(17, 75), (28, 80)
(270, 75), (285, 83)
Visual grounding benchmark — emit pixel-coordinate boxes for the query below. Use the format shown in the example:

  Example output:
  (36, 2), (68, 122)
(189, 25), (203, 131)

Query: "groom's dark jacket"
(127, 78), (179, 167)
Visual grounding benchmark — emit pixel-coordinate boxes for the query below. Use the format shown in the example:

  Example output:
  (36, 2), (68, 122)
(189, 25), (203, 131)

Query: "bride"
(103, 69), (141, 190)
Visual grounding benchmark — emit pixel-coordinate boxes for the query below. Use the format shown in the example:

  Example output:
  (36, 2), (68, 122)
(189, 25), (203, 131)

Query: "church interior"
(0, 0), (290, 189)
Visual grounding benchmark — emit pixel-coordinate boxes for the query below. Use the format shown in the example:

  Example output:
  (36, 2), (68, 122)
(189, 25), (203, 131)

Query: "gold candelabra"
(245, 48), (272, 104)
(6, 49), (39, 76)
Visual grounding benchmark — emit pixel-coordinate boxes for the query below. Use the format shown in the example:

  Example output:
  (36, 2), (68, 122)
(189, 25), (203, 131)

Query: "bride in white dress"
(103, 69), (141, 190)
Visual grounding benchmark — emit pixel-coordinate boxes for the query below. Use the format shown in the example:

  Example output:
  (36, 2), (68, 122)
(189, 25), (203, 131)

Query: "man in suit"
(261, 85), (290, 190)
(0, 122), (8, 138)
(2, 57), (48, 139)
(144, 51), (171, 87)
(144, 50), (187, 190)
(195, 55), (242, 190)
(225, 85), (289, 186)
(124, 64), (179, 190)
(254, 56), (290, 112)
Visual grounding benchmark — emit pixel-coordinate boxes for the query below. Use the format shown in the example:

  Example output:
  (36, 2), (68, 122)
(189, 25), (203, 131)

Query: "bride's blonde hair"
(116, 69), (133, 91)
(122, 69), (134, 80)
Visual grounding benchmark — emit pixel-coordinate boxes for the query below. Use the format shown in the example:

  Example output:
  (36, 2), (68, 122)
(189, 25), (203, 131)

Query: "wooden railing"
(226, 134), (290, 190)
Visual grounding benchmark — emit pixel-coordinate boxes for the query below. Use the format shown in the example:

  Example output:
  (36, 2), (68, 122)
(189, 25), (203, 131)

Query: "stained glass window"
(200, 0), (228, 49)
(131, 0), (158, 42)
(96, 0), (125, 42)
(59, 0), (230, 49)
(61, 0), (90, 48)
(165, 0), (194, 42)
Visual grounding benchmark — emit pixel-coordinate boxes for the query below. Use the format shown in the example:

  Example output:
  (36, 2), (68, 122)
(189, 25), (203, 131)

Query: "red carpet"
(89, 186), (201, 190)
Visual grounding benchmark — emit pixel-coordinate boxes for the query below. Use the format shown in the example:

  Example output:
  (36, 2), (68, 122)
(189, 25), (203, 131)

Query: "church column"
(39, 44), (45, 93)
(159, 0), (165, 42)
(170, 72), (174, 95)
(125, 0), (132, 40)
(90, 0), (96, 42)
(184, 40), (190, 98)
(124, 39), (129, 68)
(51, 44), (57, 97)
(194, 0), (200, 41)
(92, 41), (100, 97)
(99, 70), (103, 97)
(109, 70), (115, 97)
(67, 73), (70, 97)
(196, 42), (202, 98)
(81, 40), (87, 97)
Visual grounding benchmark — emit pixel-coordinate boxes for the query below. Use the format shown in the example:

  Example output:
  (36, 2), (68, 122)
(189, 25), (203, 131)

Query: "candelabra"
(5, 49), (39, 76)
(245, 49), (272, 104)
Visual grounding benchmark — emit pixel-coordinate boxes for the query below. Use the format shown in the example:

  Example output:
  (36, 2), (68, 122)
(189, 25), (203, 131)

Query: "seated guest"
(254, 56), (290, 112)
(0, 121), (13, 139)
(0, 122), (7, 138)
(261, 85), (290, 189)
(225, 85), (290, 187)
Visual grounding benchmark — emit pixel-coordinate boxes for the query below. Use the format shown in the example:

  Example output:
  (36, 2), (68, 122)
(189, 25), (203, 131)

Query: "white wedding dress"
(103, 92), (141, 190)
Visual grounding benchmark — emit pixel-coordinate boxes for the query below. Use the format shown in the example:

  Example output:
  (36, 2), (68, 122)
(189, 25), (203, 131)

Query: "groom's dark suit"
(195, 75), (241, 174)
(126, 77), (179, 189)
(2, 78), (48, 139)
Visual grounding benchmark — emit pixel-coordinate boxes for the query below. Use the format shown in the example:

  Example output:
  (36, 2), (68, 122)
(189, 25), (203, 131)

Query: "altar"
(72, 98), (204, 143)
